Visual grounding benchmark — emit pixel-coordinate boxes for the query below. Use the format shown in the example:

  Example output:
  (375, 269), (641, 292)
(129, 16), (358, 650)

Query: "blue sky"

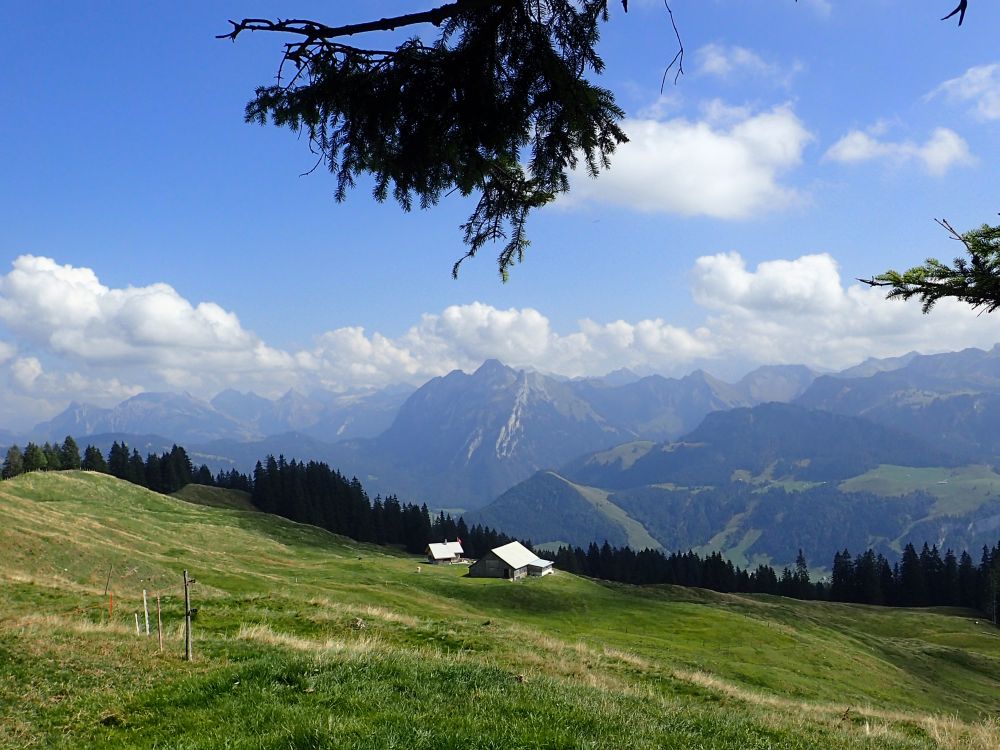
(2, 1), (1000, 427)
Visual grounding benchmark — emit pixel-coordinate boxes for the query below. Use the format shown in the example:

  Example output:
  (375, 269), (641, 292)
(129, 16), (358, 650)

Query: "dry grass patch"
(236, 622), (383, 657)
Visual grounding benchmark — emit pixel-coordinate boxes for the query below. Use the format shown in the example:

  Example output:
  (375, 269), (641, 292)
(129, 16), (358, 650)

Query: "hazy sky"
(2, 1), (1000, 427)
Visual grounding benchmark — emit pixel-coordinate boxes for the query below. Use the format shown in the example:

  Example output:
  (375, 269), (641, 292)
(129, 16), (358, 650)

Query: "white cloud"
(0, 255), (295, 379)
(5, 357), (141, 403)
(11, 357), (42, 389)
(929, 63), (1000, 120)
(567, 105), (812, 218)
(824, 126), (975, 175)
(696, 44), (803, 86)
(2, 253), (999, 428)
(689, 251), (999, 370)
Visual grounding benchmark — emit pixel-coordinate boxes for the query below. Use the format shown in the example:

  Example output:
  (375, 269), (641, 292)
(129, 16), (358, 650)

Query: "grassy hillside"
(468, 470), (662, 550)
(1, 471), (998, 749)
(839, 464), (1000, 516)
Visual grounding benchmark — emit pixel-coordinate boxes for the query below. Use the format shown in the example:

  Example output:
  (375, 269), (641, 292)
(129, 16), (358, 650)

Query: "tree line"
(552, 540), (1000, 622)
(247, 454), (515, 557)
(2, 437), (213, 495)
(1, 437), (514, 559)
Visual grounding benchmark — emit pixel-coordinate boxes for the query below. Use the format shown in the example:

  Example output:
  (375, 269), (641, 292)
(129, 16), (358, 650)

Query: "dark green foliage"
(2, 445), (24, 479)
(22, 443), (47, 472)
(59, 436), (81, 470)
(107, 441), (129, 479)
(552, 542), (778, 594)
(870, 220), (1000, 312)
(554, 536), (1000, 618)
(82, 444), (108, 473)
(127, 449), (146, 487)
(41, 443), (62, 471)
(231, 1), (627, 279)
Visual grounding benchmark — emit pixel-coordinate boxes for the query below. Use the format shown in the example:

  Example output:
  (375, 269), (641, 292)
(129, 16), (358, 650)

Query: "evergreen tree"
(145, 453), (163, 493)
(128, 449), (147, 486)
(82, 445), (108, 473)
(195, 465), (214, 485)
(830, 549), (853, 601)
(793, 549), (812, 599)
(899, 543), (928, 606)
(60, 436), (82, 470)
(107, 442), (129, 479)
(42, 442), (62, 471)
(942, 549), (959, 607)
(958, 551), (978, 608)
(23, 442), (47, 472)
(2, 445), (24, 479)
(221, 1), (629, 279)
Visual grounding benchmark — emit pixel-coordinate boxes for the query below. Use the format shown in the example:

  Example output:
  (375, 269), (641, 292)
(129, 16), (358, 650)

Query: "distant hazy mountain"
(34, 393), (252, 445)
(834, 351), (920, 379)
(34, 383), (414, 448)
(566, 370), (752, 442)
(32, 402), (114, 441)
(562, 402), (957, 490)
(734, 364), (817, 403)
(472, 402), (985, 565)
(188, 432), (342, 474)
(327, 360), (633, 508)
(300, 384), (416, 442)
(795, 345), (1000, 458)
(800, 346), (1000, 411)
(208, 385), (414, 442)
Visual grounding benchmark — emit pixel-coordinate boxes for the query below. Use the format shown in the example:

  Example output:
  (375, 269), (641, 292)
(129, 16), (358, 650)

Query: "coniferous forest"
(3, 437), (998, 622)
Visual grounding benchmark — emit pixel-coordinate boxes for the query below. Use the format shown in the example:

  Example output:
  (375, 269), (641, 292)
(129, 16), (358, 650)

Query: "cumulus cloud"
(5, 356), (141, 403)
(689, 251), (998, 369)
(0, 255), (295, 381)
(2, 253), (999, 428)
(929, 63), (1000, 120)
(824, 126), (975, 175)
(567, 105), (812, 217)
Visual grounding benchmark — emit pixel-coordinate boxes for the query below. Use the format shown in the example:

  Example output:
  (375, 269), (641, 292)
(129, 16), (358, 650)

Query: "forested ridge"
(4, 436), (998, 621)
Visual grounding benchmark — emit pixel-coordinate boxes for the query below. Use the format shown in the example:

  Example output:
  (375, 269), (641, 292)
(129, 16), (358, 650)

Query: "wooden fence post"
(156, 595), (163, 653)
(143, 590), (150, 636)
(183, 570), (194, 661)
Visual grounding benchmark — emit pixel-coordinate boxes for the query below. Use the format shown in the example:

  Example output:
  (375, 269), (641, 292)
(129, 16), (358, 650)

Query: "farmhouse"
(425, 539), (464, 564)
(468, 541), (554, 580)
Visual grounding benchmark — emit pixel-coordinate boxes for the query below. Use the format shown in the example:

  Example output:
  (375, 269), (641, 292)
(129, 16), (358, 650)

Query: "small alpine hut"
(425, 539), (464, 565)
(469, 541), (553, 581)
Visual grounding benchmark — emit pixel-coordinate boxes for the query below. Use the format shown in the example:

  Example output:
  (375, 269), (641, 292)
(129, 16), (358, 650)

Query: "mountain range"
(14, 344), (1000, 565)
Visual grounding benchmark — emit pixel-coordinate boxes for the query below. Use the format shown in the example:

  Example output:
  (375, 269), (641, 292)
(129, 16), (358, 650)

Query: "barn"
(425, 539), (464, 564)
(468, 541), (553, 580)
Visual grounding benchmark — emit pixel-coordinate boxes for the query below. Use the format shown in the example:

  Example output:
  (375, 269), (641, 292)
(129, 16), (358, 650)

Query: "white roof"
(426, 541), (463, 559)
(528, 557), (553, 569)
(490, 541), (539, 569)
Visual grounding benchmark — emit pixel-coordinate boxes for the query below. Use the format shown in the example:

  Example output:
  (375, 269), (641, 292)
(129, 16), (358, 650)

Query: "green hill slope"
(1, 472), (998, 749)
(467, 470), (662, 550)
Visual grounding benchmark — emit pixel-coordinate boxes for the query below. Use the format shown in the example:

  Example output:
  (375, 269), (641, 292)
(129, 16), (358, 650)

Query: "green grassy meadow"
(1, 472), (998, 749)
(839, 464), (1000, 515)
